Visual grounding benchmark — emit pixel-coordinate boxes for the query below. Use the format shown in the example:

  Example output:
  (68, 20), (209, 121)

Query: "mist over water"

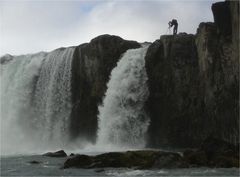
(97, 46), (150, 149)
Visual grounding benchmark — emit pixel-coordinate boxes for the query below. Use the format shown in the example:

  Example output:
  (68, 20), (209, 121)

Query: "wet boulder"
(28, 160), (42, 164)
(64, 154), (93, 168)
(43, 150), (67, 157)
(183, 137), (239, 167)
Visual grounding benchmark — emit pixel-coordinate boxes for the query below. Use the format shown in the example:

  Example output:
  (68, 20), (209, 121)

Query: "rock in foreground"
(63, 138), (239, 169)
(184, 137), (239, 168)
(43, 150), (67, 157)
(63, 151), (186, 169)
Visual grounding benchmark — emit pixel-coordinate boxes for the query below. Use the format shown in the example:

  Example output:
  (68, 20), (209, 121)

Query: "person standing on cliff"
(168, 19), (178, 35)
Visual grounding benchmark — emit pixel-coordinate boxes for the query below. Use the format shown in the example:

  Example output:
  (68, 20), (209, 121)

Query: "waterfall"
(97, 46), (150, 149)
(33, 48), (74, 148)
(1, 44), (150, 154)
(0, 48), (74, 154)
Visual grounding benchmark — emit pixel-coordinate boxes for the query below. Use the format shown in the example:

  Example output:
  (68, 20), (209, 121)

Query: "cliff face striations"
(145, 34), (201, 147)
(145, 1), (239, 147)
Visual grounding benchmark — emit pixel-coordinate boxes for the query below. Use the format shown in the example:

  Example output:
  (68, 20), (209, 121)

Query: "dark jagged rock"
(64, 154), (93, 168)
(145, 1), (239, 148)
(183, 150), (208, 167)
(195, 1), (239, 145)
(183, 137), (239, 168)
(70, 34), (140, 142)
(28, 160), (41, 164)
(63, 142), (238, 169)
(63, 150), (186, 169)
(145, 34), (200, 147)
(152, 152), (188, 168)
(200, 137), (239, 157)
(212, 1), (231, 36)
(229, 1), (239, 70)
(43, 150), (67, 157)
(0, 54), (13, 64)
(69, 153), (75, 156)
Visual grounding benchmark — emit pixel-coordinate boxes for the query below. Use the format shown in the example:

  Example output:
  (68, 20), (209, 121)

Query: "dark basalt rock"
(69, 153), (75, 156)
(0, 54), (13, 64)
(43, 150), (67, 157)
(63, 150), (186, 169)
(183, 137), (239, 168)
(200, 137), (239, 157)
(63, 139), (239, 169)
(28, 160), (42, 164)
(64, 154), (93, 168)
(212, 1), (231, 36)
(145, 34), (200, 148)
(183, 150), (208, 167)
(152, 152), (188, 168)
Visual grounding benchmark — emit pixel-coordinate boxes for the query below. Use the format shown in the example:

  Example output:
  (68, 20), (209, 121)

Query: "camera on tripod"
(168, 21), (172, 28)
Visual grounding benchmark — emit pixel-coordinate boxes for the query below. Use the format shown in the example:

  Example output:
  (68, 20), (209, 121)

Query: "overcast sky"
(0, 0), (217, 56)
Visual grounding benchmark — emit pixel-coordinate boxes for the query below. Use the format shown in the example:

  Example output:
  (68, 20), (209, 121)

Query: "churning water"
(97, 46), (149, 149)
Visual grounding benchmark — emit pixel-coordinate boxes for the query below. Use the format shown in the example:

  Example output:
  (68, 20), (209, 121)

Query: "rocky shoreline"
(41, 138), (239, 170)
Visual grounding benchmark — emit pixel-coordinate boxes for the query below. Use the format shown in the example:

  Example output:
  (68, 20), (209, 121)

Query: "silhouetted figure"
(168, 19), (178, 35)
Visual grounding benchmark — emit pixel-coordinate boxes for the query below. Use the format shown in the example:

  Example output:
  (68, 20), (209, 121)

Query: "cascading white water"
(33, 48), (74, 148)
(97, 46), (150, 149)
(1, 52), (47, 154)
(0, 48), (74, 154)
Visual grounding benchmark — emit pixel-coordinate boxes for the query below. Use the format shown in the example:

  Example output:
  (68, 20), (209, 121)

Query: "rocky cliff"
(145, 0), (239, 147)
(70, 35), (140, 142)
